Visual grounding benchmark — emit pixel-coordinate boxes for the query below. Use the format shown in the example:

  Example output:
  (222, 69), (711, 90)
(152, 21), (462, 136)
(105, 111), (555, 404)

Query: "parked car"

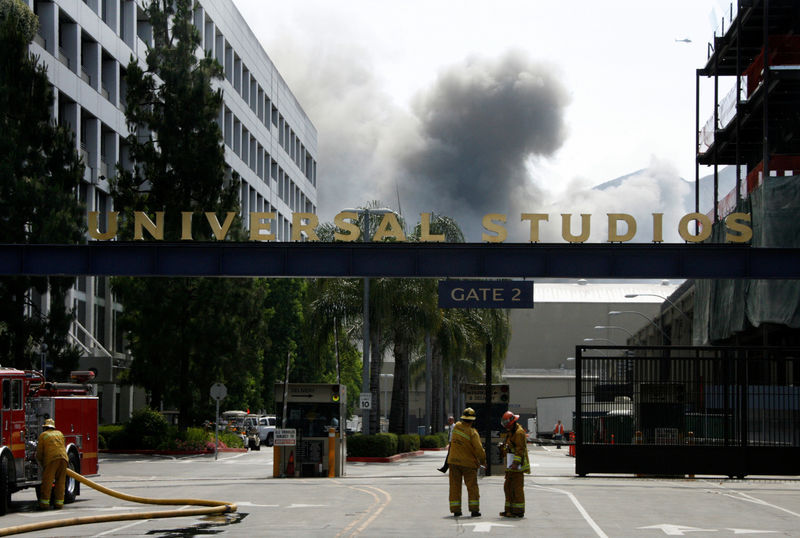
(257, 415), (277, 446)
(221, 410), (261, 450)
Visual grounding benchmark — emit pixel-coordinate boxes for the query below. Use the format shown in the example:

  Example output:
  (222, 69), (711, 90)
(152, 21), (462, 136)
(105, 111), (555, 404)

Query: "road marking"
(637, 524), (717, 535)
(702, 479), (800, 520)
(287, 504), (327, 508)
(91, 519), (149, 536)
(234, 501), (280, 507)
(531, 485), (607, 538)
(334, 484), (391, 537)
(461, 522), (514, 533)
(727, 530), (777, 535)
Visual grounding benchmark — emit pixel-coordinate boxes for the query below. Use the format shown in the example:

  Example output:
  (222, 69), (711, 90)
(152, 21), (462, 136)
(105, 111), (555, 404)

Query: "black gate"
(575, 346), (800, 477)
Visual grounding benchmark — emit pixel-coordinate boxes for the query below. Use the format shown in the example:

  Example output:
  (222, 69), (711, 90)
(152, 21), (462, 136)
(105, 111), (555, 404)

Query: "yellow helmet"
(460, 407), (477, 421)
(43, 418), (56, 429)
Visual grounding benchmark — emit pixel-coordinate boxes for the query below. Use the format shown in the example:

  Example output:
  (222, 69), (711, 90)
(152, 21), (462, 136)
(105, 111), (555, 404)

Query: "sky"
(231, 0), (733, 241)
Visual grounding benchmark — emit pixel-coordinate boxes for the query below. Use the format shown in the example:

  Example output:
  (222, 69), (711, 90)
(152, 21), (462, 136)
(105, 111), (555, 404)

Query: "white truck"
(536, 395), (575, 439)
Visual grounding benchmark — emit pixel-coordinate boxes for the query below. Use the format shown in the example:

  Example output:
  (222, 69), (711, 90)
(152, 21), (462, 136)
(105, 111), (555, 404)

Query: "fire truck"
(0, 367), (98, 515)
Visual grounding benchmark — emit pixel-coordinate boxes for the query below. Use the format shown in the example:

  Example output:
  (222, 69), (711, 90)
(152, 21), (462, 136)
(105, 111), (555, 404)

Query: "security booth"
(273, 383), (346, 478)
(463, 383), (510, 476)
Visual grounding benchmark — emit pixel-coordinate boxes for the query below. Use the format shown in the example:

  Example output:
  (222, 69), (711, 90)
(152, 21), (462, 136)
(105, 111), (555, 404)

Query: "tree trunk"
(369, 324), (382, 434)
(431, 347), (443, 433)
(389, 336), (409, 434)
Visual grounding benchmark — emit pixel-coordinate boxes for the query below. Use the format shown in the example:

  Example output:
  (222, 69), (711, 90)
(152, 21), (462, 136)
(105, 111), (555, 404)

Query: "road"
(2, 444), (799, 536)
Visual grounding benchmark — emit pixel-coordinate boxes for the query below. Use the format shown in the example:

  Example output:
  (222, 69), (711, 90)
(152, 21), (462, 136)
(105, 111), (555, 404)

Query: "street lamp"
(624, 293), (691, 322)
(608, 311), (669, 344)
(583, 337), (619, 345)
(594, 325), (635, 338)
(342, 206), (399, 435)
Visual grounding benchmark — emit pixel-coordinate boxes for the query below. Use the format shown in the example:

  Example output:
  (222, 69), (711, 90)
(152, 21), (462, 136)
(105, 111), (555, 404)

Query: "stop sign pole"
(210, 383), (227, 460)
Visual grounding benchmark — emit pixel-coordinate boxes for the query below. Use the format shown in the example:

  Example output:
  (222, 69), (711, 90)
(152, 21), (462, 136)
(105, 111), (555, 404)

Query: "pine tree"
(0, 0), (85, 374)
(111, 0), (271, 427)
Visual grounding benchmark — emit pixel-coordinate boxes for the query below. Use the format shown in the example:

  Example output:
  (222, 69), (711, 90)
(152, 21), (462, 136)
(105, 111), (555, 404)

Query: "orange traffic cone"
(568, 431), (576, 457)
(287, 450), (295, 476)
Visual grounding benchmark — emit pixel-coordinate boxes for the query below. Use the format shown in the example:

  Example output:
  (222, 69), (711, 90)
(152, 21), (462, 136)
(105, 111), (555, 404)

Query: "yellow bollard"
(328, 427), (336, 478)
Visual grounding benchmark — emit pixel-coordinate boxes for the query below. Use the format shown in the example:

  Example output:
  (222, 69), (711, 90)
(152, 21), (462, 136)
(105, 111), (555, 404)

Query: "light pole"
(624, 293), (691, 322)
(594, 325), (635, 338)
(583, 337), (619, 345)
(608, 310), (669, 344)
(342, 206), (399, 435)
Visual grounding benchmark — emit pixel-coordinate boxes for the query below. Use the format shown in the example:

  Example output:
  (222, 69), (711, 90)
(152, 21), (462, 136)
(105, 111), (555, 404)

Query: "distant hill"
(592, 166), (737, 215)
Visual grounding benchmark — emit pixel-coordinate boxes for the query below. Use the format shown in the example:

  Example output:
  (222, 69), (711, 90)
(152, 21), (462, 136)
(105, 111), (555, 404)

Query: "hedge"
(347, 433), (399, 457)
(420, 432), (448, 449)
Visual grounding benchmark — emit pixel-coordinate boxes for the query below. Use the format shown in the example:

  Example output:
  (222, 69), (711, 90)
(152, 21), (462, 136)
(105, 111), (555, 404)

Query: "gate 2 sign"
(438, 280), (533, 309)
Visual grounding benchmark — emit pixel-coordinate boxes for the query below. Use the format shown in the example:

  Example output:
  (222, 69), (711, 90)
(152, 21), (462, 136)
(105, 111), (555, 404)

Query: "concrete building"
(501, 280), (679, 427)
(25, 0), (317, 423)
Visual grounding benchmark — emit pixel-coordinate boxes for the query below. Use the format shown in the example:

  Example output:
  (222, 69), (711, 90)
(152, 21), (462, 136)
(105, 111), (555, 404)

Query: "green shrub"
(217, 431), (245, 449)
(347, 432), (398, 457)
(397, 434), (420, 453)
(420, 433), (448, 449)
(98, 424), (125, 450)
(126, 408), (169, 449)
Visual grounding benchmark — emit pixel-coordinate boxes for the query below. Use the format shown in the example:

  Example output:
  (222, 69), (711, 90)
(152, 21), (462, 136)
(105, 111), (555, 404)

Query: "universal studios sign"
(87, 210), (754, 243)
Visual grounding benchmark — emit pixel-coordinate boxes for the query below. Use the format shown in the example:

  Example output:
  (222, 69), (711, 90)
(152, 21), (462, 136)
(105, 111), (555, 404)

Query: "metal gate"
(575, 346), (800, 477)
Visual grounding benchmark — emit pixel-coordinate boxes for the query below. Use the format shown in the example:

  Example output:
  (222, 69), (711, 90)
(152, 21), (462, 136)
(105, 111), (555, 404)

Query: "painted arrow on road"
(638, 524), (717, 535)
(461, 522), (514, 533)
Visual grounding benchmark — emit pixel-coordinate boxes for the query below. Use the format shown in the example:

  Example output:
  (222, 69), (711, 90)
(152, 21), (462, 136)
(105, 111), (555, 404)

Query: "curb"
(421, 446), (448, 452)
(100, 447), (248, 455)
(347, 450), (425, 463)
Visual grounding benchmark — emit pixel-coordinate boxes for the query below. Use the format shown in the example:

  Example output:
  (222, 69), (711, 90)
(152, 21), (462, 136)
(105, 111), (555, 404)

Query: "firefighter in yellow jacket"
(446, 407), (486, 517)
(499, 411), (530, 518)
(36, 418), (69, 510)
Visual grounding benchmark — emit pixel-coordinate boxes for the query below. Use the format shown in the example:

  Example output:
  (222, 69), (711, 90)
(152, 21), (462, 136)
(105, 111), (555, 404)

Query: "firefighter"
(499, 411), (530, 518)
(446, 407), (486, 518)
(35, 418), (69, 510)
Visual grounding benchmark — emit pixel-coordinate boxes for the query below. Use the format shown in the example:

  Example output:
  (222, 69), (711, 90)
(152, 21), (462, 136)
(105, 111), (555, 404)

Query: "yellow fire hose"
(0, 468), (237, 536)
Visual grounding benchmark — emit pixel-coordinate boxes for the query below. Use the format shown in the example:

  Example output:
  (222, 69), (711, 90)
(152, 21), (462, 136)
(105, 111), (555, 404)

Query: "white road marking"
(286, 504), (327, 508)
(461, 522), (514, 533)
(637, 523), (717, 535)
(702, 479), (800, 520)
(532, 484), (608, 538)
(727, 529), (777, 535)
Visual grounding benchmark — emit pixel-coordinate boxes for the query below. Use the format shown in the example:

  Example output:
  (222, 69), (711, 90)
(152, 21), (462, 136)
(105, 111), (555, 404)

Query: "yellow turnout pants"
(449, 464), (479, 514)
(39, 459), (67, 508)
(503, 471), (525, 515)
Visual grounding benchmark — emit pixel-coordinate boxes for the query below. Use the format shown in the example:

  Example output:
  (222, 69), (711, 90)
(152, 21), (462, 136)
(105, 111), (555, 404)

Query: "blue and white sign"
(438, 280), (533, 309)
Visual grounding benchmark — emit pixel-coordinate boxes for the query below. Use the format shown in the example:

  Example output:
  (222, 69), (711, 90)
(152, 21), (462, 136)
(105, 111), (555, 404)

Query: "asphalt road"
(2, 444), (799, 536)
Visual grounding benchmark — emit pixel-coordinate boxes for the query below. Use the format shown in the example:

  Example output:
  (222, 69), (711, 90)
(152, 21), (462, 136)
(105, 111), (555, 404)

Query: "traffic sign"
(210, 382), (227, 401)
(359, 392), (372, 409)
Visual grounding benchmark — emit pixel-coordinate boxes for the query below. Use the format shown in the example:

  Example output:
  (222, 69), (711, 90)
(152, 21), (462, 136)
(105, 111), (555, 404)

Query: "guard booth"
(463, 383), (510, 476)
(273, 383), (346, 478)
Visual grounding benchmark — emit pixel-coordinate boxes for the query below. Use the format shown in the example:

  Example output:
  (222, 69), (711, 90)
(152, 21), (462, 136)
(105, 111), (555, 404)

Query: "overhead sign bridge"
(2, 242), (799, 279)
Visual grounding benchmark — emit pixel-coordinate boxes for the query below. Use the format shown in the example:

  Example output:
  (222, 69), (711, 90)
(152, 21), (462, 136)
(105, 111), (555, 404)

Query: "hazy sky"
(232, 0), (730, 241)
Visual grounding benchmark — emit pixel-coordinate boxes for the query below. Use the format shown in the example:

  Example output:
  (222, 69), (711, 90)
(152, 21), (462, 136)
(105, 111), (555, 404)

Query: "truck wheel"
(266, 433), (274, 447)
(64, 451), (81, 504)
(253, 440), (261, 451)
(0, 457), (10, 516)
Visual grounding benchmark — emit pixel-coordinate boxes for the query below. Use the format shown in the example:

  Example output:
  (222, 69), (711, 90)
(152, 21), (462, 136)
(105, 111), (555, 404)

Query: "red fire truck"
(0, 367), (98, 515)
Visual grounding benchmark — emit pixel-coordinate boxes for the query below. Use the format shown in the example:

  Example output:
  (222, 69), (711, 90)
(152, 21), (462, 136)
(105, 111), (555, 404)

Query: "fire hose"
(0, 468), (238, 536)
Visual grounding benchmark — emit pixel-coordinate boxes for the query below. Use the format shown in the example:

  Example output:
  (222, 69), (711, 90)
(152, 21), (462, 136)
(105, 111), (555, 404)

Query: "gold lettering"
(481, 214), (508, 242)
(451, 288), (464, 301)
(561, 214), (590, 243)
(134, 211), (164, 240)
(88, 211), (118, 241)
(292, 212), (320, 241)
(420, 213), (445, 242)
(493, 288), (502, 301)
(205, 212), (236, 240)
(373, 213), (406, 242)
(334, 211), (360, 242)
(607, 213), (636, 242)
(181, 212), (193, 240)
(725, 212), (752, 243)
(249, 212), (275, 241)
(678, 212), (712, 242)
(652, 213), (664, 243)
(466, 289), (480, 301)
(521, 213), (548, 243)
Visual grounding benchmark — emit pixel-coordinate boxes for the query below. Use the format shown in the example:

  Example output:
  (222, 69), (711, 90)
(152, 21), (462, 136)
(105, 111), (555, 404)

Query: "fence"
(575, 346), (800, 477)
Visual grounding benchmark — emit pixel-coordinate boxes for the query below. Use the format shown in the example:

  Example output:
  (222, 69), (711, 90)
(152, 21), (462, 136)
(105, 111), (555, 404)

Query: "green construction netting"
(694, 175), (800, 345)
